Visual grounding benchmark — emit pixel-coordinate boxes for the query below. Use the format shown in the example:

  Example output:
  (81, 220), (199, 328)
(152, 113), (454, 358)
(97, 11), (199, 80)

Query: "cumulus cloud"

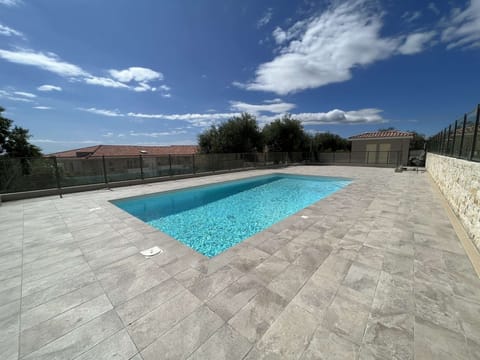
(442, 0), (480, 49)
(0, 24), (24, 38)
(109, 67), (163, 83)
(257, 8), (273, 28)
(237, 0), (443, 95)
(292, 108), (386, 125)
(229, 100), (295, 114)
(37, 84), (62, 92)
(0, 48), (166, 92)
(398, 31), (436, 54)
(77, 107), (125, 117)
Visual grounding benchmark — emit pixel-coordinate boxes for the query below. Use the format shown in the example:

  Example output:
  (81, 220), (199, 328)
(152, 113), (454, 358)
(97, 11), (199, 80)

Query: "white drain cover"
(301, 215), (309, 219)
(140, 246), (164, 258)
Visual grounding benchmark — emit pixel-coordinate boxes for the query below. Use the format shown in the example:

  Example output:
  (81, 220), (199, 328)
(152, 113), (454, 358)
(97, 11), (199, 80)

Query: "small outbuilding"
(348, 130), (413, 165)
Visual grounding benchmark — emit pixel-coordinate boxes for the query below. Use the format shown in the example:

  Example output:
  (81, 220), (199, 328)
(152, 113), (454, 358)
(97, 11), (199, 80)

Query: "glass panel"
(462, 109), (477, 159)
(57, 157), (104, 186)
(170, 155), (193, 175)
(0, 157), (57, 193)
(106, 156), (142, 182)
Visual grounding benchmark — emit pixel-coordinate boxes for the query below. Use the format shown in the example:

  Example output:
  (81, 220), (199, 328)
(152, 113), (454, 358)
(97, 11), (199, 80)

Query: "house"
(48, 144), (198, 158)
(348, 130), (413, 165)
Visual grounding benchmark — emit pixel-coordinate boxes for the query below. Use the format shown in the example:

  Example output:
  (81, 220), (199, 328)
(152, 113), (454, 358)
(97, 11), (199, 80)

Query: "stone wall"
(426, 153), (480, 250)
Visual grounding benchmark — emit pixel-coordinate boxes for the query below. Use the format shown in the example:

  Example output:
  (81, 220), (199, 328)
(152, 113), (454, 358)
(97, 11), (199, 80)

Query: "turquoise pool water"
(112, 174), (351, 257)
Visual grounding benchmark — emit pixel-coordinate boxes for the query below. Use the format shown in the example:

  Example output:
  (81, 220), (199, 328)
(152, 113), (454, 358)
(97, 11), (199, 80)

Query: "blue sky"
(0, 0), (479, 153)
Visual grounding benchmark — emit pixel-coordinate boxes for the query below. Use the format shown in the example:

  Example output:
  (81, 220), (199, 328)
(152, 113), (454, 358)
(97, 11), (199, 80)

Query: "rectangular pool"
(112, 173), (351, 257)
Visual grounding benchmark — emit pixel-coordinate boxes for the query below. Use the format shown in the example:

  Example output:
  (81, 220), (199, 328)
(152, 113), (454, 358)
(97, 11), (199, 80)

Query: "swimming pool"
(112, 173), (351, 257)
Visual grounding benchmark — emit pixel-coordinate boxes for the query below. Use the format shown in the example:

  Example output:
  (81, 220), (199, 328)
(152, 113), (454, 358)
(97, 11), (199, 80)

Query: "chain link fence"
(427, 104), (480, 162)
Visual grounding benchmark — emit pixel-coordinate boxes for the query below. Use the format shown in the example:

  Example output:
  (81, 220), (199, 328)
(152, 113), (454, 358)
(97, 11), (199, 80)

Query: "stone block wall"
(426, 153), (480, 250)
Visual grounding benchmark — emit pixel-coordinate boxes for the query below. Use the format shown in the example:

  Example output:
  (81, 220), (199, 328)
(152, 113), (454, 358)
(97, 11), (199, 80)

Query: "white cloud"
(0, 49), (87, 77)
(78, 107), (125, 117)
(0, 89), (34, 102)
(102, 132), (114, 137)
(292, 108), (386, 125)
(0, 0), (22, 6)
(0, 24), (24, 38)
(272, 27), (287, 44)
(402, 11), (422, 23)
(442, 0), (480, 49)
(109, 67), (163, 83)
(37, 84), (62, 92)
(161, 93), (171, 98)
(84, 76), (129, 88)
(263, 98), (283, 104)
(129, 130), (187, 137)
(257, 8), (273, 28)
(32, 139), (99, 144)
(428, 2), (440, 15)
(229, 100), (295, 114)
(159, 84), (171, 91)
(14, 91), (36, 98)
(33, 106), (52, 110)
(398, 31), (436, 54)
(240, 1), (403, 95)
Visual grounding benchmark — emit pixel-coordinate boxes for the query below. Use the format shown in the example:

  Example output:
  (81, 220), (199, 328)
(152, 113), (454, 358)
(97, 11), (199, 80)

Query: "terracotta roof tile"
(349, 131), (414, 140)
(48, 144), (198, 158)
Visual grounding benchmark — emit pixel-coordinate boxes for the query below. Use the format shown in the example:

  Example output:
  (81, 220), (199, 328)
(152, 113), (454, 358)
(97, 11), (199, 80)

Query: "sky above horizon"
(1, 0), (479, 154)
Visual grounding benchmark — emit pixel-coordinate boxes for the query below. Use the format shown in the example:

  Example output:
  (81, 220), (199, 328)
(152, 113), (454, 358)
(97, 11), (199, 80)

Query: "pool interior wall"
(112, 173), (351, 257)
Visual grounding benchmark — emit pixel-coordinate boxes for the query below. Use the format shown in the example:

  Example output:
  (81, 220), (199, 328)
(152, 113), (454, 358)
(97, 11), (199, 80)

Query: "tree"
(408, 130), (426, 150)
(198, 113), (263, 153)
(311, 132), (350, 152)
(262, 115), (309, 152)
(0, 106), (42, 157)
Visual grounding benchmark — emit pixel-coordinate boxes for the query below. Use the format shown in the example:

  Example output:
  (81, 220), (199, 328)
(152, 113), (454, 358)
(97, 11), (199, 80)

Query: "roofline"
(349, 136), (413, 141)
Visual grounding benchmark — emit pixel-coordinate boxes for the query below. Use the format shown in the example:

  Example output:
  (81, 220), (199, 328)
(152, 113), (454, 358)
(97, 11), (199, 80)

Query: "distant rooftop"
(349, 130), (414, 140)
(48, 144), (198, 158)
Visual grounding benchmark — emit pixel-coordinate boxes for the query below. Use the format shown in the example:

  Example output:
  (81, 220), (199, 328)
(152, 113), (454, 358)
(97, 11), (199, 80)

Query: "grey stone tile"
(22, 310), (124, 360)
(323, 292), (370, 345)
(414, 279), (461, 333)
(128, 289), (201, 351)
(382, 251), (413, 280)
(267, 264), (312, 301)
(300, 326), (359, 360)
(116, 277), (185, 325)
(252, 231), (293, 255)
(371, 271), (413, 317)
(140, 305), (224, 360)
(174, 267), (203, 288)
(229, 245), (270, 273)
(74, 329), (138, 360)
(187, 265), (243, 301)
(293, 244), (332, 271)
(187, 324), (252, 360)
(0, 301), (20, 360)
(361, 314), (414, 360)
(252, 303), (318, 360)
(20, 294), (113, 357)
(0, 284), (21, 307)
(414, 317), (470, 360)
(86, 245), (139, 270)
(291, 275), (339, 322)
(228, 288), (287, 343)
(250, 255), (290, 285)
(207, 274), (264, 321)
(342, 262), (380, 306)
(453, 297), (480, 345)
(312, 254), (352, 284)
(21, 282), (104, 330)
(356, 245), (384, 270)
(21, 271), (98, 312)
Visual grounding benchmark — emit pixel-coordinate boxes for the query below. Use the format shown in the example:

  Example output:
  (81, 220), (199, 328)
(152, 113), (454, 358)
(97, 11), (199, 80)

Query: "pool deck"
(1, 166), (479, 360)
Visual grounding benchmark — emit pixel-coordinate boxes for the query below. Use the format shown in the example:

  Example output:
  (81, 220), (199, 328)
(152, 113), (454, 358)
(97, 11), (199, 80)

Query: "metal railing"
(427, 104), (480, 162)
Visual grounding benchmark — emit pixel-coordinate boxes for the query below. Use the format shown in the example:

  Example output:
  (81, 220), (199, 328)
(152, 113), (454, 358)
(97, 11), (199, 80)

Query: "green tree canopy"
(311, 132), (350, 152)
(262, 115), (309, 152)
(0, 106), (42, 157)
(198, 113), (263, 153)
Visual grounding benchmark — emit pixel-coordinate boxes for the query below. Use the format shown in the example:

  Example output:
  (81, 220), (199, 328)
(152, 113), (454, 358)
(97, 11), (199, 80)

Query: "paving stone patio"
(0, 166), (479, 360)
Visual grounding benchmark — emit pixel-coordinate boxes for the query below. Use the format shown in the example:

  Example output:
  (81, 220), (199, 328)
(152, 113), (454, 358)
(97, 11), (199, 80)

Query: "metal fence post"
(459, 114), (467, 158)
(446, 125), (452, 155)
(102, 156), (109, 188)
(139, 155), (144, 180)
(52, 156), (63, 198)
(451, 121), (457, 157)
(470, 104), (480, 161)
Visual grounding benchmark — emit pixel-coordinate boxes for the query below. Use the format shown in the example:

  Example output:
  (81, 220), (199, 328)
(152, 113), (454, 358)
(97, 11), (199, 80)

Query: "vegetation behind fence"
(427, 104), (480, 162)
